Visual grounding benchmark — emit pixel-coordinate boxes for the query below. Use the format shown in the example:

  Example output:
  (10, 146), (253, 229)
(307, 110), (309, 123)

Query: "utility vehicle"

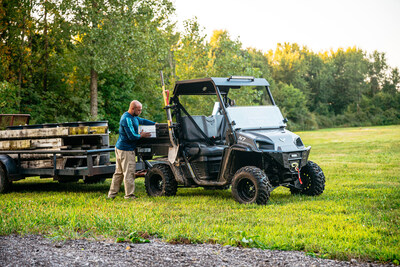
(138, 76), (325, 204)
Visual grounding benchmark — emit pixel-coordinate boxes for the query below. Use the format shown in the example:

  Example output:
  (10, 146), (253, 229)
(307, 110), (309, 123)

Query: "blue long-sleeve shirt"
(115, 112), (155, 151)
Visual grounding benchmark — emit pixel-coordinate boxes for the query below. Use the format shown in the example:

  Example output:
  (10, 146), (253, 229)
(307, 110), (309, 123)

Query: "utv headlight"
(256, 141), (274, 150)
(294, 137), (304, 148)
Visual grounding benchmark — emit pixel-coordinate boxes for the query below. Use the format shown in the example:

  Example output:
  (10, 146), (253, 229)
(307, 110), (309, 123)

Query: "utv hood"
(237, 129), (306, 152)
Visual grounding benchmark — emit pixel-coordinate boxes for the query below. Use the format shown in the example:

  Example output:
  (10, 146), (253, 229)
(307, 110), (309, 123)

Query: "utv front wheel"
(145, 164), (177, 197)
(290, 161), (325, 196)
(231, 166), (271, 205)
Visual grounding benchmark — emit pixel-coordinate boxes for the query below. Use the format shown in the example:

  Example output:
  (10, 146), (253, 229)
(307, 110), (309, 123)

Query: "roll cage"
(171, 76), (276, 145)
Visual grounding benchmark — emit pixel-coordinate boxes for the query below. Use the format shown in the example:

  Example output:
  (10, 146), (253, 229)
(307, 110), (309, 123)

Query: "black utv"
(137, 76), (325, 204)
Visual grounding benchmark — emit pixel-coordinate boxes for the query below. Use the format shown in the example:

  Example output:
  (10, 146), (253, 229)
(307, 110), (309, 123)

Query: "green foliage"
(273, 84), (309, 123)
(0, 81), (20, 113)
(98, 72), (135, 132)
(127, 231), (150, 244)
(174, 18), (209, 80)
(225, 230), (263, 248)
(0, 126), (399, 264)
(0, 0), (399, 130)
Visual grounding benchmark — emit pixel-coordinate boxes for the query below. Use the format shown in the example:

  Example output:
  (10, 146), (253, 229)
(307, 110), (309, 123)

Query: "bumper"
(265, 146), (311, 172)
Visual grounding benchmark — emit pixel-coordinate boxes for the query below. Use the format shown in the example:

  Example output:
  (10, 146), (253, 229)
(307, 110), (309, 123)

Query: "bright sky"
(173, 0), (400, 70)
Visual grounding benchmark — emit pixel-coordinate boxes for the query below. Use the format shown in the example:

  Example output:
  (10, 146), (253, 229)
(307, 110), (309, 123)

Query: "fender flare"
(0, 154), (19, 178)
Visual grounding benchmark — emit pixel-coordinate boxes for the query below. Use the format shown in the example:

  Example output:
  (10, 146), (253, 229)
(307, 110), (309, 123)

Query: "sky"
(172, 0), (400, 70)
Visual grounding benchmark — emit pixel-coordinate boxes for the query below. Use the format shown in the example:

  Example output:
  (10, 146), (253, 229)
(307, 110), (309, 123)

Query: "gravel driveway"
(0, 235), (393, 267)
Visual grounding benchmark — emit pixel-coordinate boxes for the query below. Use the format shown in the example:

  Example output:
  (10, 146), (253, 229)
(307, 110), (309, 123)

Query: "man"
(108, 100), (155, 199)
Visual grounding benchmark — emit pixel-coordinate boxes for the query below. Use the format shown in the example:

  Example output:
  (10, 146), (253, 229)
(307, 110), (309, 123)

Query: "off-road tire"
(145, 164), (177, 197)
(0, 166), (12, 193)
(231, 166), (271, 205)
(290, 161), (325, 196)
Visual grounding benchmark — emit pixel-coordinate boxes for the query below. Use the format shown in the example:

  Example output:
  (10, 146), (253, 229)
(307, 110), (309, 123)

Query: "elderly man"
(108, 100), (155, 199)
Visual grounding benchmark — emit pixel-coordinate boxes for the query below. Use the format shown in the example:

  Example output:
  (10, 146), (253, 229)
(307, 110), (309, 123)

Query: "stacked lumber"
(0, 121), (109, 169)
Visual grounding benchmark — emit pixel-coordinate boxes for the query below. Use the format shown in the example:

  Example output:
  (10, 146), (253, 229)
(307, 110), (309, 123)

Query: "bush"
(0, 81), (20, 113)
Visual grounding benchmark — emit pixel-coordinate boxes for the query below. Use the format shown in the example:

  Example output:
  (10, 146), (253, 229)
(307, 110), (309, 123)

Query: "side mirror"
(283, 118), (288, 124)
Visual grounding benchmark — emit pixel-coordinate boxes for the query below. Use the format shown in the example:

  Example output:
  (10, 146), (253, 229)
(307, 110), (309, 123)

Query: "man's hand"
(140, 130), (151, 138)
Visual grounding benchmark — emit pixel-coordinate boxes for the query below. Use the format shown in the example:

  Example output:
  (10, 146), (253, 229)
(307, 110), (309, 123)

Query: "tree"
(61, 0), (174, 120)
(266, 43), (309, 96)
(367, 50), (389, 97)
(0, 81), (21, 113)
(207, 30), (247, 77)
(328, 47), (368, 114)
(273, 83), (315, 130)
(174, 18), (209, 81)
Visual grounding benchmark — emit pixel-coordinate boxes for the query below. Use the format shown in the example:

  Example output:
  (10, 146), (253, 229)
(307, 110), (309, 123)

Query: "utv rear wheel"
(0, 166), (12, 193)
(290, 161), (325, 196)
(231, 166), (271, 205)
(145, 164), (177, 197)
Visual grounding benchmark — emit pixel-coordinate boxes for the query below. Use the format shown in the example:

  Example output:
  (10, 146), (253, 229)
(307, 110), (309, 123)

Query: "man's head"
(128, 100), (142, 116)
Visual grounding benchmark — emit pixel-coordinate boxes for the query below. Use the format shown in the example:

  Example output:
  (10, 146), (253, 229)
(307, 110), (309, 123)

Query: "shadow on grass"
(8, 179), (110, 194)
(7, 178), (328, 207)
(176, 187), (232, 199)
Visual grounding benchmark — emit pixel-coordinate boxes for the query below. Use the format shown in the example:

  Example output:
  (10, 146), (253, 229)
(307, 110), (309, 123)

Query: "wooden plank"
(32, 138), (63, 148)
(68, 126), (89, 135)
(0, 138), (63, 150)
(90, 126), (108, 134)
(20, 158), (66, 169)
(0, 139), (32, 150)
(68, 126), (108, 135)
(0, 127), (69, 140)
(0, 126), (108, 140)
(8, 147), (67, 160)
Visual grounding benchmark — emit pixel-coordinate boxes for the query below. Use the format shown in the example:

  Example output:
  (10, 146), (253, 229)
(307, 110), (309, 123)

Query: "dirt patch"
(0, 235), (392, 267)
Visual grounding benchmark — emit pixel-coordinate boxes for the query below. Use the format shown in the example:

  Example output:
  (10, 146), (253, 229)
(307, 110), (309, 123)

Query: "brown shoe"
(124, 195), (137, 200)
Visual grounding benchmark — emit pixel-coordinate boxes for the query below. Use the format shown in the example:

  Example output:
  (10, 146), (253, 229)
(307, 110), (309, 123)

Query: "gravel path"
(0, 235), (392, 267)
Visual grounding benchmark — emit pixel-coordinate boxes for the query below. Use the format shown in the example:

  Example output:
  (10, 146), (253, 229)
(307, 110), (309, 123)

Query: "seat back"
(181, 115), (226, 142)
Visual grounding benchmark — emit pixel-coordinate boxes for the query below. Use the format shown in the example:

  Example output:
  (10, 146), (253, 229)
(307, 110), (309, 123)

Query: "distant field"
(1, 125), (399, 264)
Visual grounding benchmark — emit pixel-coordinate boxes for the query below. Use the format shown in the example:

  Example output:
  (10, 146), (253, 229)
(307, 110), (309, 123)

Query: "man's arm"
(137, 117), (156, 125)
(124, 117), (141, 141)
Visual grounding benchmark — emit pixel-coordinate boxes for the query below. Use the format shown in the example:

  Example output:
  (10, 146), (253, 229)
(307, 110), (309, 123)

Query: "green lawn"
(1, 125), (399, 263)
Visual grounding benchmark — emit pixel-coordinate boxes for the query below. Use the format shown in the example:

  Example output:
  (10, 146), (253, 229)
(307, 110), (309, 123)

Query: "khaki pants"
(108, 148), (136, 199)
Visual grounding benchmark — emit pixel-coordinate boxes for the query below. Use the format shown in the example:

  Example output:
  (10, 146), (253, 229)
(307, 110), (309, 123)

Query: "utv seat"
(185, 142), (225, 157)
(181, 115), (227, 158)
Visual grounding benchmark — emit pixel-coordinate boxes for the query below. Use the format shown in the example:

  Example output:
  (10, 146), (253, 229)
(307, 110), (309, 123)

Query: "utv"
(137, 76), (325, 204)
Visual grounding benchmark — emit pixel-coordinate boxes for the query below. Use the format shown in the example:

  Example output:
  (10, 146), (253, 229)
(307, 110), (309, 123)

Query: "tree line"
(1, 0), (399, 132)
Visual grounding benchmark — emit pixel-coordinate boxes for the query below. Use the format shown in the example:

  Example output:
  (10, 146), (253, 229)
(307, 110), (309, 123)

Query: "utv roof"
(173, 76), (270, 96)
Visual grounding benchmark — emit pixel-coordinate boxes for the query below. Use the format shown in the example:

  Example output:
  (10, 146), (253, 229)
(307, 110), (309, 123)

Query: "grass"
(1, 125), (399, 264)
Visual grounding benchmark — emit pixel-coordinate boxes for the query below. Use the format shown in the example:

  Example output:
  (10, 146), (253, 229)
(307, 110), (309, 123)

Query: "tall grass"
(1, 125), (399, 263)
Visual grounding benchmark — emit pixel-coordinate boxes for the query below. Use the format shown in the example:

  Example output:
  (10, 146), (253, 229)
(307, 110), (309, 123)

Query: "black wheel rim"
(237, 178), (256, 202)
(300, 170), (311, 190)
(150, 174), (163, 194)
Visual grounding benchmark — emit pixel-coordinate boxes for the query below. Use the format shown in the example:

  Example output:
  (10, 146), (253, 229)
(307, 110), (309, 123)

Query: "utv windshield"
(226, 106), (286, 130)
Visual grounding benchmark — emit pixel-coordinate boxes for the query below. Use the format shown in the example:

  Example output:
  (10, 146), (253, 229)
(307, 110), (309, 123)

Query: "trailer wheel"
(145, 164), (177, 197)
(231, 166), (271, 205)
(290, 161), (325, 196)
(0, 166), (12, 193)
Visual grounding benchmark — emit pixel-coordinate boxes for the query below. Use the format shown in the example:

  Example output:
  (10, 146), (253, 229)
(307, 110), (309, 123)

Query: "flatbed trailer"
(0, 117), (170, 192)
(0, 148), (115, 181)
(0, 116), (120, 191)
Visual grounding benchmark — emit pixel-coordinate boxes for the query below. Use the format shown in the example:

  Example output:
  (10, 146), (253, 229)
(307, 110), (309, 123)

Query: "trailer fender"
(0, 154), (19, 177)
